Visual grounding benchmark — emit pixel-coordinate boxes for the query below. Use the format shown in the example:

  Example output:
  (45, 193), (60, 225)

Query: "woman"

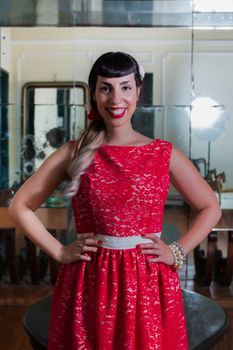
(9, 52), (221, 349)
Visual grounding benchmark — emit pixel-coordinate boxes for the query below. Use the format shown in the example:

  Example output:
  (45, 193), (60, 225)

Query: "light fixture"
(191, 97), (222, 131)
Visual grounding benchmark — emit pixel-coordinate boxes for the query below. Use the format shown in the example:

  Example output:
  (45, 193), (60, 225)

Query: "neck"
(104, 123), (138, 145)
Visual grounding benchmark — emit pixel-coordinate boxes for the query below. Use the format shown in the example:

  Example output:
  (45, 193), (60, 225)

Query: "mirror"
(21, 81), (89, 179)
(0, 0), (233, 289)
(0, 2), (233, 201)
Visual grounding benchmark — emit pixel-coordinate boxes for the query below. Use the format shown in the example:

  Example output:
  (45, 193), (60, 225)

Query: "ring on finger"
(77, 240), (84, 250)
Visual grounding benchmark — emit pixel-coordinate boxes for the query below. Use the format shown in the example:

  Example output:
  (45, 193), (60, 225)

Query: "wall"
(3, 27), (233, 189)
(0, 28), (11, 72)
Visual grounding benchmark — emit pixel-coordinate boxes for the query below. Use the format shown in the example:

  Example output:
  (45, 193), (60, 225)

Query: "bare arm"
(139, 145), (221, 265)
(169, 145), (222, 255)
(8, 141), (98, 263)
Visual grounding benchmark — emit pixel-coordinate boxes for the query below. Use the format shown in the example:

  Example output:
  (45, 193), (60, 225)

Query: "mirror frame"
(22, 81), (89, 137)
(21, 81), (89, 180)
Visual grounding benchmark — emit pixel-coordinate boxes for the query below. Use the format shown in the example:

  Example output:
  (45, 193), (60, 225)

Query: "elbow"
(211, 197), (222, 224)
(197, 196), (222, 226)
(8, 197), (29, 229)
(8, 196), (36, 219)
(215, 203), (222, 223)
(8, 196), (24, 221)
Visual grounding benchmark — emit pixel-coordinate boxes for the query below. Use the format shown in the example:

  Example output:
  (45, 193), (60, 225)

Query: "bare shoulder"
(169, 144), (219, 211)
(169, 144), (193, 172)
(28, 140), (77, 182)
(38, 140), (77, 175)
(10, 141), (78, 211)
(57, 140), (78, 163)
(170, 144), (202, 184)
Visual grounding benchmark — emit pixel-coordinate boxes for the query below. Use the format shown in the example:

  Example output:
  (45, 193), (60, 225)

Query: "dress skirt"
(48, 247), (188, 350)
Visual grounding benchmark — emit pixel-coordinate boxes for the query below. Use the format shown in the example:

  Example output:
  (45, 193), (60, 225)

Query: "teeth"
(108, 108), (125, 115)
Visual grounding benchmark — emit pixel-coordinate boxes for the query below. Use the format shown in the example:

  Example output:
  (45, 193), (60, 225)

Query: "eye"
(99, 86), (110, 93)
(122, 85), (132, 91)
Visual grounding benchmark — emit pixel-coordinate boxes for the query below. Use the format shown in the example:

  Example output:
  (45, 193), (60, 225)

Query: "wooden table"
(194, 209), (233, 286)
(0, 204), (70, 284)
(23, 289), (229, 350)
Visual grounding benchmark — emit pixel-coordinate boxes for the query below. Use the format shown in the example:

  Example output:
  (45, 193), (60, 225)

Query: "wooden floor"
(0, 304), (34, 350)
(0, 284), (53, 350)
(0, 206), (232, 349)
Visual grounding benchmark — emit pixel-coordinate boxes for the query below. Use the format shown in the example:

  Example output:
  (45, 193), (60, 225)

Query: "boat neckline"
(100, 138), (158, 149)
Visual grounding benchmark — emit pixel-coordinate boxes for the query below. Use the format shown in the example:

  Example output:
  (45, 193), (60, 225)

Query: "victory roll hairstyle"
(65, 51), (143, 197)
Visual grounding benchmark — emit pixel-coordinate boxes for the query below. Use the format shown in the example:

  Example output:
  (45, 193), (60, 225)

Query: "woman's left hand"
(137, 234), (175, 265)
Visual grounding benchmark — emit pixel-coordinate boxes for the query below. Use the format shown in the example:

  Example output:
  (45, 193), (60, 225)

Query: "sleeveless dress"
(48, 138), (188, 350)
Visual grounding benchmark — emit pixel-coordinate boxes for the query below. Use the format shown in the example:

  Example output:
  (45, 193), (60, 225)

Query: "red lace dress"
(48, 139), (188, 350)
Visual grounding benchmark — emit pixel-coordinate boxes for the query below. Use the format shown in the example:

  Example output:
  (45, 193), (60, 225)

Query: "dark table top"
(23, 289), (229, 350)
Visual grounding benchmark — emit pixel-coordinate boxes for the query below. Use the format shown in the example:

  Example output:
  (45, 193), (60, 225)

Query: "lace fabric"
(48, 138), (188, 350)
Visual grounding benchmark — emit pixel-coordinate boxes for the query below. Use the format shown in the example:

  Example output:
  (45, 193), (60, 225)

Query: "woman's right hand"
(57, 232), (100, 264)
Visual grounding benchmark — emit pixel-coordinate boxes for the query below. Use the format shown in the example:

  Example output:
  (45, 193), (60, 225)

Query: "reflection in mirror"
(0, 1), (233, 308)
(22, 81), (89, 180)
(192, 25), (233, 208)
(132, 73), (154, 138)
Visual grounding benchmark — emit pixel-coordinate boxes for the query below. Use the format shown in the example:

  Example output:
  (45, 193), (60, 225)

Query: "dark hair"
(88, 51), (143, 109)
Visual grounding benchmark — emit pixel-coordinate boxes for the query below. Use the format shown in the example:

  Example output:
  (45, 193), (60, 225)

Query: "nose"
(110, 88), (122, 105)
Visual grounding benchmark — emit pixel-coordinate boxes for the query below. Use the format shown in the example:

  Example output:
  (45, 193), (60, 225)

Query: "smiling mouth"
(107, 108), (127, 118)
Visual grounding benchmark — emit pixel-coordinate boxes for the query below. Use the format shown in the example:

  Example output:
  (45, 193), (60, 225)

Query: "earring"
(87, 108), (102, 120)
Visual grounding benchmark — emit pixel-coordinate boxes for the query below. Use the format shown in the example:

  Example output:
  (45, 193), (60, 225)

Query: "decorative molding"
(12, 38), (191, 46)
(11, 38), (233, 48)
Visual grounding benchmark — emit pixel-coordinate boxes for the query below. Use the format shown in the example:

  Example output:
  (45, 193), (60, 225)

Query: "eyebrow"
(100, 80), (131, 86)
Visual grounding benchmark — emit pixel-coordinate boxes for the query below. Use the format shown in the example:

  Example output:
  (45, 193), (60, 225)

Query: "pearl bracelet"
(169, 241), (186, 270)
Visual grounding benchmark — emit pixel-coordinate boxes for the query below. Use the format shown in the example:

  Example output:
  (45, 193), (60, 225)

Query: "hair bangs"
(97, 55), (136, 78)
(88, 52), (143, 108)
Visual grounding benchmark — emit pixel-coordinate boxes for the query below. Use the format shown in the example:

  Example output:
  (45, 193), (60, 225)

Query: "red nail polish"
(136, 244), (141, 249)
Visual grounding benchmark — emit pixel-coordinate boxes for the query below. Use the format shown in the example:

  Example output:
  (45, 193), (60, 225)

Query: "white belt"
(95, 233), (161, 250)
